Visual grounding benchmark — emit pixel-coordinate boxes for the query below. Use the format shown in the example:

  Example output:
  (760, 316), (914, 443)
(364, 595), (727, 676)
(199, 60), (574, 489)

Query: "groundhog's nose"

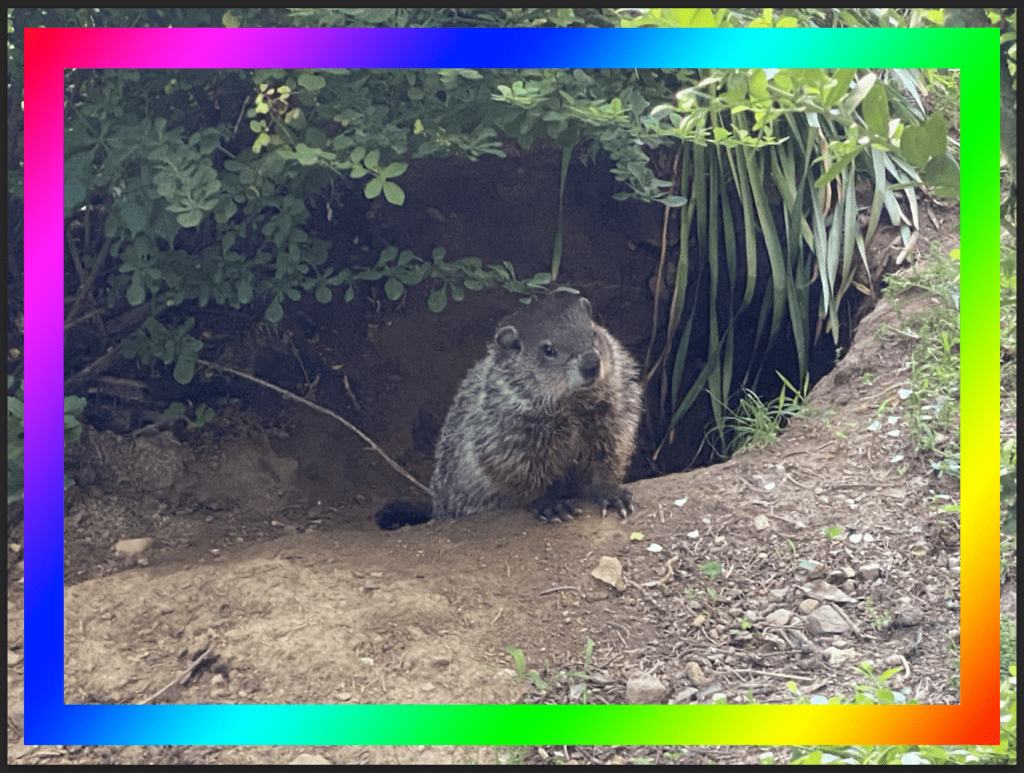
(579, 351), (601, 384)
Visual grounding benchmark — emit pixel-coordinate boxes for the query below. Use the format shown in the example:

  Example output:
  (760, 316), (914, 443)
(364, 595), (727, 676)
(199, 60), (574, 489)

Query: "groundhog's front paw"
(529, 497), (576, 524)
(594, 487), (633, 519)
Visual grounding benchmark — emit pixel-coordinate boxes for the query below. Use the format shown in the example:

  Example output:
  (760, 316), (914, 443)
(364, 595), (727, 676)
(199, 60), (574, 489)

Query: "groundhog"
(374, 293), (642, 530)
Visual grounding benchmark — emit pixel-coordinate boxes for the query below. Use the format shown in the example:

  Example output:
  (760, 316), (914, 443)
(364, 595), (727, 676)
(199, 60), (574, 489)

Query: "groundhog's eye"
(542, 343), (557, 358)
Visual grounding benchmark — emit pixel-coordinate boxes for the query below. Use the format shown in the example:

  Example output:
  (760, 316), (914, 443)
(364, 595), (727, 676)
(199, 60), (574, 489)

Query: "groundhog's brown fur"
(375, 294), (642, 529)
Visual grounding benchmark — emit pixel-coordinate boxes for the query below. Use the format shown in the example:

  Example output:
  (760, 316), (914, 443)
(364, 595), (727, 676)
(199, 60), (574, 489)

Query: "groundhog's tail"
(374, 500), (434, 530)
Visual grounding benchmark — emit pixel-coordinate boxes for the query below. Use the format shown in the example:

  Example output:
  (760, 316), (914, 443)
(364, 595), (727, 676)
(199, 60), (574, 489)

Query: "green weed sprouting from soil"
(505, 638), (596, 704)
(710, 373), (812, 458)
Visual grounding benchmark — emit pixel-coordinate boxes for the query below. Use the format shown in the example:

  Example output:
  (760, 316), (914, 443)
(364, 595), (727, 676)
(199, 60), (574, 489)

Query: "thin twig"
(232, 94), (251, 136)
(727, 667), (817, 683)
(196, 358), (430, 496)
(539, 585), (581, 596)
(65, 233), (113, 326)
(64, 342), (125, 391)
(138, 644), (214, 705)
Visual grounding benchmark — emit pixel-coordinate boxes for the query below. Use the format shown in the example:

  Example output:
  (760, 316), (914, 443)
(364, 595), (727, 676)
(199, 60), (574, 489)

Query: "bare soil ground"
(8, 149), (983, 765)
(9, 290), (966, 765)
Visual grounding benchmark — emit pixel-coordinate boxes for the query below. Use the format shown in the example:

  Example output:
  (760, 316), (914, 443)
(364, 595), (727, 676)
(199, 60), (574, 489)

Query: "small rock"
(764, 608), (792, 627)
(683, 661), (712, 688)
(805, 604), (851, 636)
(289, 753), (331, 765)
(590, 556), (625, 591)
(803, 560), (826, 578)
(858, 563), (881, 582)
(893, 597), (925, 627)
(825, 569), (849, 585)
(113, 537), (153, 556)
(822, 646), (860, 666)
(209, 673), (230, 699)
(625, 674), (667, 704)
(798, 598), (819, 614)
(799, 579), (855, 604)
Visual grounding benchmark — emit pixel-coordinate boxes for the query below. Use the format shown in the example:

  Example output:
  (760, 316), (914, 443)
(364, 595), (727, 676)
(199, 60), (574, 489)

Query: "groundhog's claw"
(595, 488), (633, 520)
(530, 498), (576, 523)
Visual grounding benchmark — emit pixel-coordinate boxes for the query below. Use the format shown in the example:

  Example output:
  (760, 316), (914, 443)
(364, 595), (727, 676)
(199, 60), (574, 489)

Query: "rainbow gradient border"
(23, 27), (1000, 746)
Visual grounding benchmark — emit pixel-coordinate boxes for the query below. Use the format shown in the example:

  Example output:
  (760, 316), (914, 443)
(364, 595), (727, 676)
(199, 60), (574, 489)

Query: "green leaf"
(195, 404), (216, 427)
(749, 69), (769, 101)
(382, 181), (405, 205)
(428, 288), (448, 312)
(236, 277), (253, 305)
(126, 279), (145, 306)
(177, 210), (204, 228)
(164, 402), (187, 418)
(843, 72), (877, 114)
(297, 73), (326, 92)
(265, 299), (284, 324)
(380, 161), (408, 178)
(173, 354), (197, 385)
(814, 150), (859, 188)
(823, 69), (854, 109)
(861, 82), (889, 139)
(900, 112), (947, 167)
(215, 199), (238, 225)
(363, 177), (384, 200)
(384, 277), (404, 301)
(922, 153), (960, 193)
(295, 144), (321, 166)
(64, 395), (87, 416)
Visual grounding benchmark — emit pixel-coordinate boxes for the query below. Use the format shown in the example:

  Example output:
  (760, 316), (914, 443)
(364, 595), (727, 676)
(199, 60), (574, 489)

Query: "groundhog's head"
(492, 294), (602, 404)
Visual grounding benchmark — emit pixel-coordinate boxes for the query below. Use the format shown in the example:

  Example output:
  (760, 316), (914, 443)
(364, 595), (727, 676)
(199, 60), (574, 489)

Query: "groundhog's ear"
(495, 325), (521, 351)
(578, 297), (592, 317)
